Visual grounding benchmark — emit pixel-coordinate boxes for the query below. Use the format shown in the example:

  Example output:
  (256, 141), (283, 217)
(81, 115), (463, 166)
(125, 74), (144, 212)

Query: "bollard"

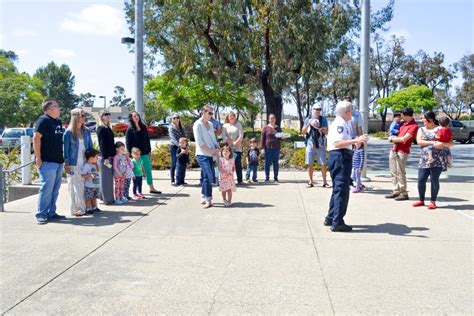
(21, 135), (32, 185)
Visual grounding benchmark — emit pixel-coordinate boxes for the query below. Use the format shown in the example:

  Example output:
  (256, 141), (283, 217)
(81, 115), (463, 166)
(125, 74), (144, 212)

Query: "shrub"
(371, 131), (388, 138)
(112, 123), (128, 134)
(150, 143), (199, 170)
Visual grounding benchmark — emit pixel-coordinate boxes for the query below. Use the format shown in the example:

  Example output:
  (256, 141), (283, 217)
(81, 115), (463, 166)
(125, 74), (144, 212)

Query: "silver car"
(0, 128), (34, 151)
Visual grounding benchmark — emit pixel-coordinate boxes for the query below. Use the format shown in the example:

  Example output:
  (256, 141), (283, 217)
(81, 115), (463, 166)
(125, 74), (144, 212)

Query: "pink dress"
(219, 157), (236, 192)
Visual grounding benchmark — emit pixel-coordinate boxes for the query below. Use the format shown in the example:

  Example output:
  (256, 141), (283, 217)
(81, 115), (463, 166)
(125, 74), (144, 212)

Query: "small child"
(131, 147), (145, 199)
(113, 141), (128, 205)
(176, 137), (190, 186)
(389, 112), (401, 136)
(81, 148), (101, 215)
(218, 144), (236, 207)
(245, 138), (260, 183)
(123, 151), (134, 200)
(426, 117), (453, 167)
(351, 142), (365, 193)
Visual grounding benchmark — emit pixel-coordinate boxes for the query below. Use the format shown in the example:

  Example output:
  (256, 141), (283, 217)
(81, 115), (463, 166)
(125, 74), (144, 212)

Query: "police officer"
(324, 101), (368, 232)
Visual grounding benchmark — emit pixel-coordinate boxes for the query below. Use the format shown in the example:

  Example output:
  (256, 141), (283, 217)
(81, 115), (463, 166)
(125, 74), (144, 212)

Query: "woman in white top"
(63, 108), (93, 216)
(222, 111), (244, 184)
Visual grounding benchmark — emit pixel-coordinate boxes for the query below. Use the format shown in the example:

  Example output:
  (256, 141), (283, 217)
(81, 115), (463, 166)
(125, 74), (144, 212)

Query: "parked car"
(450, 120), (474, 144)
(0, 128), (34, 151)
(85, 121), (97, 132)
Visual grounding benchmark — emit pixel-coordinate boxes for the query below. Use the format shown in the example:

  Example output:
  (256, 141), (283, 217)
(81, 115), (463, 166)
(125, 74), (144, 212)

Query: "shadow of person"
(438, 204), (474, 211)
(224, 202), (274, 208)
(351, 223), (429, 238)
(50, 210), (148, 227)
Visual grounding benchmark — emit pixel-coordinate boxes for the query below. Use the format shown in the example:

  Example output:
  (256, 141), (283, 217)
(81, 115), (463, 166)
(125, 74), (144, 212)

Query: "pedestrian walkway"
(1, 170), (472, 314)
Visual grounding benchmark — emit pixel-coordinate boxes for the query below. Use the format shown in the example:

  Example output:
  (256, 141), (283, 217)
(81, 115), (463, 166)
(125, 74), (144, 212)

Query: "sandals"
(322, 183), (331, 188)
(72, 211), (85, 217)
(306, 183), (314, 188)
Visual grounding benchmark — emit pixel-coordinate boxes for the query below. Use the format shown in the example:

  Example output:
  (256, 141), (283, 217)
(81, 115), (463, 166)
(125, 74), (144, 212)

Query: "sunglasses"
(207, 111), (214, 115)
(173, 116), (180, 119)
(102, 113), (111, 117)
(313, 108), (321, 111)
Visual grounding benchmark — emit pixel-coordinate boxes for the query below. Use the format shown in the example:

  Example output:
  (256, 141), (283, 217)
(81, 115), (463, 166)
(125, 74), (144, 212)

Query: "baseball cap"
(312, 104), (322, 110)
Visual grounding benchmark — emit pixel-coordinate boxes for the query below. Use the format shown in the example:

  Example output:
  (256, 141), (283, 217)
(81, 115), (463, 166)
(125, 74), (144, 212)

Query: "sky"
(1, 0), (473, 114)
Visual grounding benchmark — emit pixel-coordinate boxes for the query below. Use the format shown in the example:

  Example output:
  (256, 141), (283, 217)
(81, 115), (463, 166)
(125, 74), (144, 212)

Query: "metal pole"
(103, 97), (106, 109)
(359, 0), (370, 180)
(0, 165), (4, 212)
(21, 136), (32, 185)
(135, 0), (145, 120)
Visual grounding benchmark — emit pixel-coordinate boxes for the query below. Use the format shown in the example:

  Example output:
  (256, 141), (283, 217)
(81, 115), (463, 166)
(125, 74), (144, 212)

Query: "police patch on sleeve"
(337, 126), (344, 134)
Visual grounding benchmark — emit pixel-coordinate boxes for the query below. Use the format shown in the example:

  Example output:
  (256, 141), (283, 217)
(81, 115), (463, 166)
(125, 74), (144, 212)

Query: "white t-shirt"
(351, 110), (364, 138)
(327, 116), (353, 151)
(193, 118), (218, 157)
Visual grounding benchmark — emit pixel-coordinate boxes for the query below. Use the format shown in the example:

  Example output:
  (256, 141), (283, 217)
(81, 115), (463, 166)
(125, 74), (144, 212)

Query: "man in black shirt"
(33, 99), (66, 224)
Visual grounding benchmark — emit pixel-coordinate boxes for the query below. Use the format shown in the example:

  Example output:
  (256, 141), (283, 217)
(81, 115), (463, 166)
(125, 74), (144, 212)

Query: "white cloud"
(16, 49), (29, 57)
(60, 4), (127, 36)
(49, 48), (76, 58)
(12, 28), (38, 38)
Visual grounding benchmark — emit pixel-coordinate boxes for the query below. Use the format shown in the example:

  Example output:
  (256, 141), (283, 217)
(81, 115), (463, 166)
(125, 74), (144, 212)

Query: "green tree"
(77, 92), (96, 107)
(109, 85), (134, 110)
(144, 94), (170, 123)
(378, 85), (437, 114)
(0, 55), (43, 127)
(455, 54), (473, 113)
(125, 1), (360, 125)
(33, 62), (77, 122)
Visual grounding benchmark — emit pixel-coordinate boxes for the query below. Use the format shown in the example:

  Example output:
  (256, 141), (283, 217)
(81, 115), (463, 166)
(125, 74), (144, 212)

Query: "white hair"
(335, 101), (352, 117)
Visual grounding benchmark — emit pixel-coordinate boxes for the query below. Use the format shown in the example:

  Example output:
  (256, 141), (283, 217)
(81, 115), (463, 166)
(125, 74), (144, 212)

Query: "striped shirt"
(352, 147), (365, 169)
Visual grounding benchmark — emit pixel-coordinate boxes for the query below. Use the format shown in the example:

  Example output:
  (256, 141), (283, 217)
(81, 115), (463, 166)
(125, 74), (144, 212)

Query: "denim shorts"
(305, 145), (326, 166)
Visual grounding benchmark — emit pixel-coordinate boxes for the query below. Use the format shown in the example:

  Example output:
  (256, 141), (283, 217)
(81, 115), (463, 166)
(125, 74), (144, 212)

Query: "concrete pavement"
(0, 170), (472, 315)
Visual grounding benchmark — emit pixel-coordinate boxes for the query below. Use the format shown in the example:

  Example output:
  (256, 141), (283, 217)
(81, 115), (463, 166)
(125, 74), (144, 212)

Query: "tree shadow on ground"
(437, 204), (474, 211)
(351, 223), (429, 238)
(49, 210), (148, 227)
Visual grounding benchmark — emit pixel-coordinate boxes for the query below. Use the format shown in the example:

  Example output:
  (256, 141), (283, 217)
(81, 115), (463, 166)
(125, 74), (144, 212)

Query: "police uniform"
(325, 116), (354, 230)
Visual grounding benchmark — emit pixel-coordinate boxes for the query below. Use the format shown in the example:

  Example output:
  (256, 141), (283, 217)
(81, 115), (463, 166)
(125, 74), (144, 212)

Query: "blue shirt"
(389, 121), (401, 136)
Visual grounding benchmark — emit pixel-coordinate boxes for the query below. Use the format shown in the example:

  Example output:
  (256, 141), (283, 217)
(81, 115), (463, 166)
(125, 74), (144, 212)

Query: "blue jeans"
(36, 162), (63, 219)
(264, 148), (280, 180)
(246, 164), (258, 181)
(196, 155), (213, 200)
(326, 150), (352, 227)
(176, 161), (187, 185)
(170, 145), (178, 183)
(418, 167), (443, 202)
(235, 151), (243, 183)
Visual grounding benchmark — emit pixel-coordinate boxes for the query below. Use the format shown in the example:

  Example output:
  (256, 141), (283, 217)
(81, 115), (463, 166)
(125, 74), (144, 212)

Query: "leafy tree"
(145, 72), (258, 119)
(33, 62), (77, 122)
(378, 85), (436, 114)
(109, 85), (134, 110)
(77, 92), (96, 108)
(455, 54), (473, 113)
(0, 55), (43, 127)
(144, 94), (170, 123)
(370, 34), (407, 130)
(0, 49), (18, 63)
(125, 1), (361, 126)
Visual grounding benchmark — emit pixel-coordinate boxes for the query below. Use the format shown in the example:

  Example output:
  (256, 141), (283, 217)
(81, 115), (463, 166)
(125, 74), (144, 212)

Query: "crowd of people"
(33, 98), (454, 231)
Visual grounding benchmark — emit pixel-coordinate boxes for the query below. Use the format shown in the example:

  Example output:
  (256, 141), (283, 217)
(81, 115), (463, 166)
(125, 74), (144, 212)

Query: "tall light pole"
(99, 95), (106, 109)
(121, 0), (145, 120)
(359, 0), (370, 180)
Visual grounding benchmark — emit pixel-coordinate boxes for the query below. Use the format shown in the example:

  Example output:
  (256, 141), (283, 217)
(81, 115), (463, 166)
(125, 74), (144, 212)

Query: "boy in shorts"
(81, 148), (101, 214)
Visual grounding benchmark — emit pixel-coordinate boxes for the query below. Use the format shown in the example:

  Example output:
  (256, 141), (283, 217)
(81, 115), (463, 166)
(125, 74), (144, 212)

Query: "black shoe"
(274, 178), (279, 182)
(265, 179), (270, 182)
(252, 179), (258, 183)
(331, 224), (352, 232)
(86, 209), (95, 215)
(49, 214), (66, 220)
(385, 193), (399, 199)
(94, 208), (102, 213)
(394, 194), (409, 201)
(126, 196), (133, 200)
(150, 189), (162, 194)
(323, 218), (332, 226)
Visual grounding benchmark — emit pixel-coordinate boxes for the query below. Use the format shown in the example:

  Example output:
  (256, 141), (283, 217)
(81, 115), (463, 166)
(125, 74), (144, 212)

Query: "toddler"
(113, 141), (128, 205)
(176, 137), (190, 186)
(131, 147), (145, 199)
(81, 148), (101, 214)
(123, 150), (134, 200)
(389, 112), (401, 136)
(351, 142), (365, 193)
(245, 138), (260, 183)
(218, 144), (236, 207)
(426, 117), (453, 167)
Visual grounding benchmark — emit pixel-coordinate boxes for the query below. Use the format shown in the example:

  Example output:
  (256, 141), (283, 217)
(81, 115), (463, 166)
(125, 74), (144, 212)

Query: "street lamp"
(99, 96), (106, 109)
(121, 0), (144, 120)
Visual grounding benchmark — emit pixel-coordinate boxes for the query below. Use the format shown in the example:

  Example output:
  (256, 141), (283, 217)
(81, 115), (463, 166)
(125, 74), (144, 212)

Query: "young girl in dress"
(218, 144), (236, 207)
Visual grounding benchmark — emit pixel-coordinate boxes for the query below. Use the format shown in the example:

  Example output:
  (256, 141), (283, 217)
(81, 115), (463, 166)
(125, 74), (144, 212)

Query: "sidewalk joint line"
(2, 185), (188, 315)
(294, 172), (336, 315)
(207, 253), (236, 315)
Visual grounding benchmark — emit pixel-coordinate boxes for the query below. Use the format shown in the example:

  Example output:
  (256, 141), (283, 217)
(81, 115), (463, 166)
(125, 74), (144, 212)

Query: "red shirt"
(436, 127), (452, 142)
(395, 120), (419, 154)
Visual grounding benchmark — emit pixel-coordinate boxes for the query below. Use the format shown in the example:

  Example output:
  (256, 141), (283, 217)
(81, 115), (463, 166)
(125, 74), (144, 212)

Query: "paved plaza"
(1, 166), (472, 314)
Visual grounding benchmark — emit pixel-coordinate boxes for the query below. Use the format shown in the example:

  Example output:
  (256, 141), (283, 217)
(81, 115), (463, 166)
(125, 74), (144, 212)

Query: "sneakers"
(394, 194), (409, 201)
(223, 200), (232, 207)
(49, 214), (66, 220)
(115, 199), (124, 205)
(244, 179), (251, 184)
(385, 192), (399, 199)
(138, 194), (146, 199)
(94, 207), (102, 213)
(352, 187), (364, 193)
(323, 218), (332, 226)
(36, 217), (48, 225)
(202, 201), (212, 209)
(252, 179), (258, 183)
(121, 197), (128, 203)
(133, 194), (141, 200)
(86, 209), (95, 215)
(412, 201), (425, 207)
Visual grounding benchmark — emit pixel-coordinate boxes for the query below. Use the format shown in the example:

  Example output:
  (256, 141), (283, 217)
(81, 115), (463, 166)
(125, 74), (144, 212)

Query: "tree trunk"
(294, 80), (304, 129)
(261, 73), (283, 126)
(380, 106), (388, 131)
